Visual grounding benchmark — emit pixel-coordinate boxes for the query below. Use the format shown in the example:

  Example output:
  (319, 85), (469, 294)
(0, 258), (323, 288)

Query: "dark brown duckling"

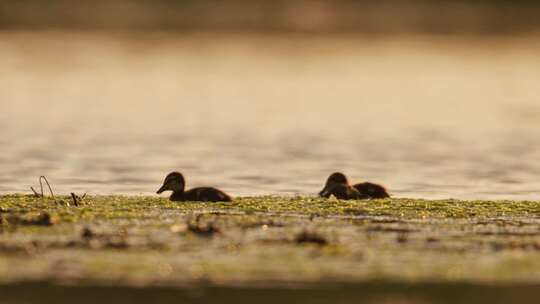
(319, 172), (390, 200)
(319, 172), (364, 200)
(156, 172), (232, 202)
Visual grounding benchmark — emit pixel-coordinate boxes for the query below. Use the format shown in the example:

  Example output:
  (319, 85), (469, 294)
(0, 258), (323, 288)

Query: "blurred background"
(1, 0), (540, 199)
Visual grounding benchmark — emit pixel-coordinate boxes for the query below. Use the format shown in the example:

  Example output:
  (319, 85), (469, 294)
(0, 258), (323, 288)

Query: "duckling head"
(326, 172), (348, 185)
(319, 172), (349, 197)
(157, 171), (186, 194)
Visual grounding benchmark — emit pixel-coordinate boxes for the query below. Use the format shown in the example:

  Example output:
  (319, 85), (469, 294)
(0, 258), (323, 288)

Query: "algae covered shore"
(2, 195), (540, 303)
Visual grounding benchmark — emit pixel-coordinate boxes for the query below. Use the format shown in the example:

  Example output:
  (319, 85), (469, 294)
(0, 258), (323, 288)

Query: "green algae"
(2, 195), (540, 222)
(2, 194), (540, 301)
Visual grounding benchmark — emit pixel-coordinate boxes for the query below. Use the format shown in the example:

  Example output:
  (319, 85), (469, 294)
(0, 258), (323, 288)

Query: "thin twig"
(38, 177), (44, 197)
(70, 193), (79, 207)
(39, 176), (55, 199)
(30, 187), (41, 197)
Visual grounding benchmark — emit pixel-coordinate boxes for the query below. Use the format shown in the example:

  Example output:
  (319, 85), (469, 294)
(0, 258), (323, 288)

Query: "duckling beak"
(156, 184), (168, 194)
(319, 186), (331, 198)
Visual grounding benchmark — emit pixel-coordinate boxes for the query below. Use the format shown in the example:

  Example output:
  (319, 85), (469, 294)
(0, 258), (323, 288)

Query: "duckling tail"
(221, 193), (233, 202)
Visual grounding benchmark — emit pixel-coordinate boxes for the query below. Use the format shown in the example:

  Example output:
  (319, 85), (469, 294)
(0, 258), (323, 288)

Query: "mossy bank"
(2, 195), (540, 303)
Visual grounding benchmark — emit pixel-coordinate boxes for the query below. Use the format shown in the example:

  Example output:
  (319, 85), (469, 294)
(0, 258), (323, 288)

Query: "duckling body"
(353, 182), (390, 199)
(157, 172), (232, 202)
(319, 172), (389, 200)
(169, 186), (231, 202)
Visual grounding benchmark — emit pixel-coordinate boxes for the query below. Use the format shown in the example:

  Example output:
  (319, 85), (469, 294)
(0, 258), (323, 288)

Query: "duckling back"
(183, 187), (232, 202)
(353, 182), (390, 198)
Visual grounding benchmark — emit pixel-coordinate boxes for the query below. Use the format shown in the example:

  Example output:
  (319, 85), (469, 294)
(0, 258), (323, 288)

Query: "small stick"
(70, 193), (79, 207)
(39, 176), (55, 200)
(30, 187), (41, 197)
(38, 177), (44, 197)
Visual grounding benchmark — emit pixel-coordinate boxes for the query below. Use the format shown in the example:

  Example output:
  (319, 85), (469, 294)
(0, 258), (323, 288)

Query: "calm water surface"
(1, 32), (540, 199)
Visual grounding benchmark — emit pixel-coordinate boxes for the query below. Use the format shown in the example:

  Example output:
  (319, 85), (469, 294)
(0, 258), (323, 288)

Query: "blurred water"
(1, 32), (540, 199)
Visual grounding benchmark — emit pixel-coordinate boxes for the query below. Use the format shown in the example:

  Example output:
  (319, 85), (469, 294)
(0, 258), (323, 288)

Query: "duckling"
(156, 172), (232, 202)
(319, 172), (390, 200)
(319, 172), (364, 200)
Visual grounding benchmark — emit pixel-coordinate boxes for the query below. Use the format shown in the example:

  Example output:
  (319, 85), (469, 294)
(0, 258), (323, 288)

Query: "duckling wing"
(185, 187), (232, 202)
(353, 182), (390, 198)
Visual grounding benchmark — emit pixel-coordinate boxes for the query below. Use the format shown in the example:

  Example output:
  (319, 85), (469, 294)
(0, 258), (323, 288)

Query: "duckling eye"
(168, 177), (183, 186)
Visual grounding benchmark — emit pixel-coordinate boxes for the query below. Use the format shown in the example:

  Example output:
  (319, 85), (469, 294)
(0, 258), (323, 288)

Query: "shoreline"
(2, 195), (540, 303)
